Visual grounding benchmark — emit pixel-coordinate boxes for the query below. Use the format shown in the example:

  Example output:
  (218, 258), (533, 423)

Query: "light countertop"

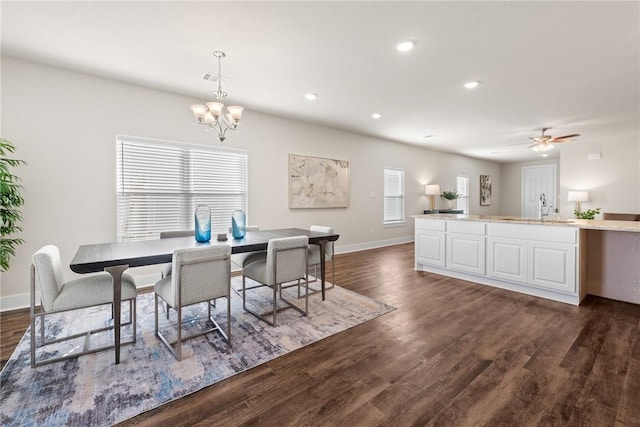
(413, 214), (640, 233)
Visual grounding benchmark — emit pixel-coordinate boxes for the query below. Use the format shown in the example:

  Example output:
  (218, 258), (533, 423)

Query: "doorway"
(521, 164), (557, 218)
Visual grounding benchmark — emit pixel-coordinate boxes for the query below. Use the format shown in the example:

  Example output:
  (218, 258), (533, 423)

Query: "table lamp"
(425, 184), (440, 211)
(567, 191), (589, 214)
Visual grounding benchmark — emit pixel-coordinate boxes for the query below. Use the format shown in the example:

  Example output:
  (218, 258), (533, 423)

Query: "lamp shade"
(425, 184), (441, 195)
(567, 191), (589, 202)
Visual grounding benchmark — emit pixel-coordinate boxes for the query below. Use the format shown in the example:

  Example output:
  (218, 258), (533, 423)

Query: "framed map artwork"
(289, 154), (350, 208)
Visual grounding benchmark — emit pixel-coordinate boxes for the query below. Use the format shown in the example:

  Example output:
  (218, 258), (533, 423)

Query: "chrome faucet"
(538, 193), (551, 220)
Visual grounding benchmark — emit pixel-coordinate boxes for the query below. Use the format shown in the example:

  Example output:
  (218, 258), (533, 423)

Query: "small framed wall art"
(480, 175), (492, 206)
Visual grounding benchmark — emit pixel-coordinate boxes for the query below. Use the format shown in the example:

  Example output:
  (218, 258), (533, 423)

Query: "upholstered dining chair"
(242, 236), (309, 327)
(306, 225), (336, 294)
(228, 225), (267, 270)
(30, 245), (138, 368)
(154, 245), (232, 360)
(159, 230), (194, 279)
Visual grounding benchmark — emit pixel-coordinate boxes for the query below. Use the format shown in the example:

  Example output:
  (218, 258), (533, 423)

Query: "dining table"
(70, 228), (340, 364)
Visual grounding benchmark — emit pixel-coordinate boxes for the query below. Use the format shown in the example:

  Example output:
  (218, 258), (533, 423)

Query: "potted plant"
(441, 189), (460, 209)
(575, 208), (600, 220)
(1, 138), (26, 271)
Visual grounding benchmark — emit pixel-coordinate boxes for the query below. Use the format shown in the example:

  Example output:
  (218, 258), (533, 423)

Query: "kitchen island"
(414, 214), (640, 305)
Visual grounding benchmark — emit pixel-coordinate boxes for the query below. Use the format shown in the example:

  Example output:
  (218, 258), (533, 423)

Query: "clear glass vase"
(194, 205), (211, 242)
(231, 210), (246, 239)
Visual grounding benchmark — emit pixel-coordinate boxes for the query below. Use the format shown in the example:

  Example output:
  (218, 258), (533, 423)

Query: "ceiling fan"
(528, 127), (580, 156)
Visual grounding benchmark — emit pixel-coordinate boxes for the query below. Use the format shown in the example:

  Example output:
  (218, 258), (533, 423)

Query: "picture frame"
(289, 154), (350, 208)
(480, 175), (492, 206)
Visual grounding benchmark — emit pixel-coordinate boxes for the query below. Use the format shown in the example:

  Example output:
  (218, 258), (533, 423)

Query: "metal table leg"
(318, 240), (327, 301)
(104, 264), (129, 364)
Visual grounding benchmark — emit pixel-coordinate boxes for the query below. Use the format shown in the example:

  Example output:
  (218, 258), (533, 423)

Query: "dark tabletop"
(70, 228), (339, 274)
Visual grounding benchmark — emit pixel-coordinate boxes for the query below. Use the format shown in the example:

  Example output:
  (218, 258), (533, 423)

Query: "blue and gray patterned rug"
(0, 278), (394, 426)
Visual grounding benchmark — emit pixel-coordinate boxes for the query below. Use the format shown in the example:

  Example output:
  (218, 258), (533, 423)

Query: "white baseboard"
(0, 236), (414, 312)
(0, 292), (37, 312)
(335, 236), (414, 254)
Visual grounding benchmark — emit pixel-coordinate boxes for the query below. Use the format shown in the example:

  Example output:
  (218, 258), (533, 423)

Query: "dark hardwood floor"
(2, 243), (639, 426)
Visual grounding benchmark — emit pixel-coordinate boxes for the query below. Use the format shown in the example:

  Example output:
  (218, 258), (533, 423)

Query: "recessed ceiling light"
(464, 81), (480, 89)
(396, 40), (415, 52)
(305, 93), (318, 101)
(371, 112), (383, 119)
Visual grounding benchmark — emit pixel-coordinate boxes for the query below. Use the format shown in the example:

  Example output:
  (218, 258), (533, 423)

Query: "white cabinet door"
(527, 241), (576, 293)
(487, 236), (527, 284)
(416, 231), (446, 267)
(447, 233), (485, 275)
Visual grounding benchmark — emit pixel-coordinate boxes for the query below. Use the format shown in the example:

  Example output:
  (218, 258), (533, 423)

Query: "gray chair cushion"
(231, 251), (267, 269)
(155, 245), (231, 307)
(308, 225), (334, 266)
(33, 244), (137, 313)
(159, 230), (193, 278)
(243, 236), (308, 286)
(51, 272), (137, 312)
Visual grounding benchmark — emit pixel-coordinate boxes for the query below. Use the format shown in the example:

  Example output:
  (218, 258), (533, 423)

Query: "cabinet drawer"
(447, 221), (485, 235)
(487, 223), (577, 244)
(415, 219), (446, 232)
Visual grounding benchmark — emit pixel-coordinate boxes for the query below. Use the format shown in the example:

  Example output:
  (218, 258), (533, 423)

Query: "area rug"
(0, 278), (395, 426)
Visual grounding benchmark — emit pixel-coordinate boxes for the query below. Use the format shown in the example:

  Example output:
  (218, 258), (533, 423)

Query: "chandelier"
(190, 51), (244, 144)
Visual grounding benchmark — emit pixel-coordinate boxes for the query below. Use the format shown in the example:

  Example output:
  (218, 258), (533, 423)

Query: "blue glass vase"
(194, 205), (211, 242)
(231, 210), (246, 239)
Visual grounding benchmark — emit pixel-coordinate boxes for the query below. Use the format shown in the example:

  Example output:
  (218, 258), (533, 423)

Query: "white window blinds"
(116, 135), (247, 241)
(383, 168), (405, 225)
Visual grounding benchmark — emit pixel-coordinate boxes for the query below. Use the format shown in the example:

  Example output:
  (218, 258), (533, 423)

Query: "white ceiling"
(2, 1), (639, 163)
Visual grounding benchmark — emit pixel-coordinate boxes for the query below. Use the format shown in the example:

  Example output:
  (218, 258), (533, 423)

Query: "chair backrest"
(32, 245), (65, 312)
(602, 213), (640, 221)
(266, 236), (308, 285)
(160, 230), (193, 239)
(172, 245), (231, 307)
(310, 225), (334, 258)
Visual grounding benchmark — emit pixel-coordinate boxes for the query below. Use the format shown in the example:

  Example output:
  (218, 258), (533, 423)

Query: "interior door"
(521, 165), (557, 218)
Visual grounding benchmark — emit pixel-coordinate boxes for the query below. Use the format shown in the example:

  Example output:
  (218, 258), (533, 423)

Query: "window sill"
(384, 221), (406, 228)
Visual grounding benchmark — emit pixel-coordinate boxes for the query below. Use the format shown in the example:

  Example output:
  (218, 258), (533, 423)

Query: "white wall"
(0, 57), (502, 308)
(559, 135), (640, 218)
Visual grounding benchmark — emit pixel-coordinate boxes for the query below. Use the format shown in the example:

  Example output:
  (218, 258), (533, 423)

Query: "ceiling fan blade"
(550, 133), (580, 142)
(527, 143), (540, 148)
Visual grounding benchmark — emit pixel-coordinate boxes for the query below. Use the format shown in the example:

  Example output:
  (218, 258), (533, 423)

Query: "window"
(457, 175), (470, 213)
(116, 135), (247, 241)
(383, 168), (405, 225)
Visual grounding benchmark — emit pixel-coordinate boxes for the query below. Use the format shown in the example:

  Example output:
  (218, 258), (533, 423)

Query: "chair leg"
(273, 284), (278, 327)
(176, 305), (182, 361)
(131, 298), (137, 344)
(242, 275), (247, 310)
(154, 293), (159, 338)
(227, 293), (231, 345)
(30, 265), (37, 368)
